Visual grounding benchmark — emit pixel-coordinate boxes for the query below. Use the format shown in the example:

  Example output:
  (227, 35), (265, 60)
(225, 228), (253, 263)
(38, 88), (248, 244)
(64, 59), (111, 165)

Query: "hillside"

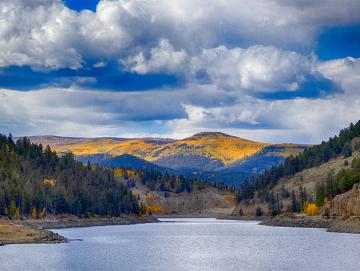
(113, 167), (236, 216)
(41, 132), (267, 165)
(196, 144), (307, 186)
(29, 132), (306, 186)
(234, 121), (360, 218)
(0, 135), (141, 218)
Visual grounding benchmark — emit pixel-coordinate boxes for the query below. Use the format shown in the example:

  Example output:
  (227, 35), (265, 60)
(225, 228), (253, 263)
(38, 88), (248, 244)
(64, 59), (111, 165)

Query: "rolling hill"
(28, 132), (307, 186)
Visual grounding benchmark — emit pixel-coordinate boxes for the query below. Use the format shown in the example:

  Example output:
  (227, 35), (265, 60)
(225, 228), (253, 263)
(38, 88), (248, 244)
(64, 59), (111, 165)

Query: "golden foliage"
(304, 202), (319, 216)
(151, 133), (268, 164)
(145, 204), (164, 214)
(114, 168), (123, 177)
(52, 133), (269, 165)
(114, 168), (137, 177)
(43, 178), (56, 186)
(145, 194), (154, 203)
(31, 208), (37, 219)
(53, 138), (160, 158)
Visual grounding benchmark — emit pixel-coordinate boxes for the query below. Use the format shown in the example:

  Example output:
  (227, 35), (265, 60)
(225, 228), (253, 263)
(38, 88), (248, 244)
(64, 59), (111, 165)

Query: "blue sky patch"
(64, 0), (100, 12)
(0, 65), (183, 92)
(317, 24), (360, 60)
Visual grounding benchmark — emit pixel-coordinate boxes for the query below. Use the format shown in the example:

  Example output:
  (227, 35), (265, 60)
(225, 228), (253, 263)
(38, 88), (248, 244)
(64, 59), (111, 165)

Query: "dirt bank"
(0, 222), (66, 246)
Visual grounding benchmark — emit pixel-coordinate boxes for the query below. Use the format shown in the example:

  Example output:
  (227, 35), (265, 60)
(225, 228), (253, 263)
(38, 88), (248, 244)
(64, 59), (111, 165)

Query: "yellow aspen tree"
(31, 207), (38, 219)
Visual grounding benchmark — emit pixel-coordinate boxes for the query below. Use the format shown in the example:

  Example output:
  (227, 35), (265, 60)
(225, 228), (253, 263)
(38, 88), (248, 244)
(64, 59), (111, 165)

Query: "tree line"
(114, 166), (236, 196)
(0, 135), (141, 219)
(315, 157), (360, 206)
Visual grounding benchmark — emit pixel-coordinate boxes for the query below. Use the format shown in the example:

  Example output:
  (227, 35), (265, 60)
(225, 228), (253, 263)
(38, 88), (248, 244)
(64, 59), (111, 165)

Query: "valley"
(29, 132), (307, 187)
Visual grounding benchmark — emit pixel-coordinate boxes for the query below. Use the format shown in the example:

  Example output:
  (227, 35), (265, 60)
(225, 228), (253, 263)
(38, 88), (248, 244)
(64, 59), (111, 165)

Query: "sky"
(0, 0), (360, 143)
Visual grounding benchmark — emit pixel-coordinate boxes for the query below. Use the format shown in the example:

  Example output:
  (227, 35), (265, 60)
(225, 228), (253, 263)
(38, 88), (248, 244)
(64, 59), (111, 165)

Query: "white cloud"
(122, 39), (188, 74)
(190, 45), (311, 92)
(0, 0), (360, 143)
(124, 44), (323, 94)
(0, 0), (83, 69)
(2, 59), (359, 143)
(1, 0), (359, 70)
(316, 57), (360, 95)
(166, 92), (360, 144)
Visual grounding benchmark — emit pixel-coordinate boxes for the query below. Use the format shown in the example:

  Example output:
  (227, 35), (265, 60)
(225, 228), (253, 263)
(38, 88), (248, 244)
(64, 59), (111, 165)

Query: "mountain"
(29, 132), (307, 186)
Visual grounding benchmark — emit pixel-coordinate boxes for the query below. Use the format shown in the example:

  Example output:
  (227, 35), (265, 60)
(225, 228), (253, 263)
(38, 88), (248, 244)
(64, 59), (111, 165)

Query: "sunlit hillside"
(147, 132), (269, 164)
(53, 138), (165, 159)
(49, 132), (269, 165)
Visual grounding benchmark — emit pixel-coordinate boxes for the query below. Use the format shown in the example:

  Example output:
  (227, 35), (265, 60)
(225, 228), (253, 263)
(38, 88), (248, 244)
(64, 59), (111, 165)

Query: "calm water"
(1, 218), (359, 271)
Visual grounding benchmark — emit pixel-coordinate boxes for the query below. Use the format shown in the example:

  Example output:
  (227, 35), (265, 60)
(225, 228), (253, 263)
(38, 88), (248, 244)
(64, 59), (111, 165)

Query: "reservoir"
(1, 218), (359, 271)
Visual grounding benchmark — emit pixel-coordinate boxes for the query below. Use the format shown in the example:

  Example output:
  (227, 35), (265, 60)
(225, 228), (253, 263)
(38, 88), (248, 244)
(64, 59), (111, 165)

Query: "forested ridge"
(0, 134), (140, 219)
(237, 121), (360, 213)
(117, 166), (235, 194)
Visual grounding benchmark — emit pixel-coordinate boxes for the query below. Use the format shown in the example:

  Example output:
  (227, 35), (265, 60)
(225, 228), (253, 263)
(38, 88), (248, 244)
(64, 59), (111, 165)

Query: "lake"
(1, 218), (359, 271)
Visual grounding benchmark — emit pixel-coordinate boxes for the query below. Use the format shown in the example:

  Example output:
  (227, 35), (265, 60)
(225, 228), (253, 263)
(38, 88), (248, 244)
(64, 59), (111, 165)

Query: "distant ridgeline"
(28, 133), (307, 187)
(237, 120), (360, 211)
(0, 135), (140, 219)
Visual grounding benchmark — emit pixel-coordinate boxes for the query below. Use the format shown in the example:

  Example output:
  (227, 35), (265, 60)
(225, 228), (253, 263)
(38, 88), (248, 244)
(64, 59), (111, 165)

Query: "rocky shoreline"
(261, 215), (333, 228)
(17, 215), (158, 230)
(260, 214), (360, 234)
(328, 216), (360, 234)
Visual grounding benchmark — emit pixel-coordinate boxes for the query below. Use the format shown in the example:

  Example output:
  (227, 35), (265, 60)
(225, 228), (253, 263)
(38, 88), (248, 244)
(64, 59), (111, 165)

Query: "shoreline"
(260, 215), (360, 234)
(0, 215), (158, 246)
(0, 222), (66, 246)
(155, 214), (265, 221)
(17, 215), (159, 230)
(3, 214), (359, 246)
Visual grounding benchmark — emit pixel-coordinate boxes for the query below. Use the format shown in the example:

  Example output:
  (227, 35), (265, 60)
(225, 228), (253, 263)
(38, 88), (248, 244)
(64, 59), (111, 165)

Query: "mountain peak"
(191, 132), (234, 138)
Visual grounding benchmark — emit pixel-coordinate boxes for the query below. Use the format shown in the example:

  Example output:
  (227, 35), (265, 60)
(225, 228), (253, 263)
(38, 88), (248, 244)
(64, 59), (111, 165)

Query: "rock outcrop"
(331, 184), (360, 216)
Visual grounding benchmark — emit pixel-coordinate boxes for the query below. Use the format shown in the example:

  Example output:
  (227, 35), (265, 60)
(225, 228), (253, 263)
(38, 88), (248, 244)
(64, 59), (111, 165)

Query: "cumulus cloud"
(124, 44), (336, 95)
(190, 46), (312, 92)
(122, 39), (188, 74)
(0, 0), (360, 143)
(1, 0), (360, 70)
(166, 92), (360, 143)
(316, 57), (360, 95)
